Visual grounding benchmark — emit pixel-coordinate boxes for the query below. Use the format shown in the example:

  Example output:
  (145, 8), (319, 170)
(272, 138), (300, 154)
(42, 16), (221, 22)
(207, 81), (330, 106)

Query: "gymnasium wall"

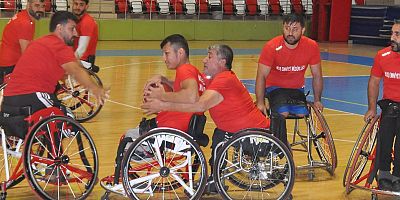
(0, 18), (312, 41)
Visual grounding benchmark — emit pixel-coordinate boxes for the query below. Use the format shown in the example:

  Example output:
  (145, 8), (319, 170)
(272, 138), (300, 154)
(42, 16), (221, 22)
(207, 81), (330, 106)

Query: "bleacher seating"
(257, 0), (268, 15)
(183, 0), (196, 14)
(280, 0), (290, 14)
(233, 0), (245, 15)
(223, 0), (233, 15)
(20, 0), (26, 9)
(290, 0), (304, 14)
(130, 0), (143, 13)
(143, 0), (157, 13)
(0, 0), (315, 18)
(170, 0), (183, 14)
(196, 0), (208, 13)
(350, 5), (389, 46)
(54, 0), (68, 11)
(115, 0), (129, 13)
(268, 0), (282, 15)
(246, 0), (257, 15)
(302, 0), (311, 14)
(208, 0), (221, 12)
(157, 0), (171, 14)
(1, 0), (17, 10)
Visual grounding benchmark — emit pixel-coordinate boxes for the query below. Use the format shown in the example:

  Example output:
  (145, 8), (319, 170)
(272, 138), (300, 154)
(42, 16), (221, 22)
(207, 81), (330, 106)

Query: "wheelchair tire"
(308, 102), (338, 175)
(343, 116), (379, 187)
(23, 116), (98, 200)
(344, 115), (379, 194)
(213, 129), (295, 200)
(121, 128), (207, 200)
(57, 70), (103, 123)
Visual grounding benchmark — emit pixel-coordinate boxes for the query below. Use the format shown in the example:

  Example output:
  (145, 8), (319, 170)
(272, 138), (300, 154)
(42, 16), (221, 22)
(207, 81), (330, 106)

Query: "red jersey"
(207, 71), (270, 133)
(156, 64), (206, 132)
(0, 10), (35, 66)
(73, 13), (98, 61)
(258, 36), (321, 88)
(371, 47), (400, 102)
(4, 35), (76, 96)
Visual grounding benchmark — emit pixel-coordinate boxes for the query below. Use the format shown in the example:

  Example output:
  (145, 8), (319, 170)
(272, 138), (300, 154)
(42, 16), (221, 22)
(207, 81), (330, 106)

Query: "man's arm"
(19, 39), (30, 53)
(255, 63), (271, 115)
(310, 63), (324, 111)
(75, 36), (90, 59)
(364, 75), (381, 122)
(143, 75), (174, 91)
(145, 78), (199, 103)
(142, 89), (223, 115)
(62, 61), (109, 105)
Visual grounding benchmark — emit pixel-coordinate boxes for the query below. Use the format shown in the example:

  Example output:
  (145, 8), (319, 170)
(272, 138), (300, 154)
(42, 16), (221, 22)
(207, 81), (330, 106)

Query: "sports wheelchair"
(56, 61), (103, 123)
(100, 115), (295, 200)
(0, 102), (98, 199)
(343, 115), (400, 200)
(285, 101), (337, 180)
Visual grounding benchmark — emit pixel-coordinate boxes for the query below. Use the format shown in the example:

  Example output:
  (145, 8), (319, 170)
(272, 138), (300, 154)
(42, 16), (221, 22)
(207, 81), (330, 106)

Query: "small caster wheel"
(307, 169), (315, 181)
(371, 193), (378, 200)
(101, 191), (110, 200)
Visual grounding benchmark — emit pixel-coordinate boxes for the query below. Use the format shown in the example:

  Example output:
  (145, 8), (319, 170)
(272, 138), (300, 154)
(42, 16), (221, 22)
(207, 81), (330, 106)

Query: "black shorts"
(2, 92), (62, 114)
(0, 65), (15, 85)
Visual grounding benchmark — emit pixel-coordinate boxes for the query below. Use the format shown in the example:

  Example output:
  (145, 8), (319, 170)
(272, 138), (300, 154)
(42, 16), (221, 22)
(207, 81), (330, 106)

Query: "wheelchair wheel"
(23, 116), (98, 200)
(214, 129), (295, 200)
(344, 116), (379, 194)
(121, 128), (207, 200)
(308, 102), (337, 175)
(0, 136), (25, 189)
(57, 70), (103, 123)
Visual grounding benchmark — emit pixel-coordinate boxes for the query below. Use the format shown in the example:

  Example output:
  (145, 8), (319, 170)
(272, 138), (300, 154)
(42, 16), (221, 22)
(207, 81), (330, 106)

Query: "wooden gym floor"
(4, 40), (396, 199)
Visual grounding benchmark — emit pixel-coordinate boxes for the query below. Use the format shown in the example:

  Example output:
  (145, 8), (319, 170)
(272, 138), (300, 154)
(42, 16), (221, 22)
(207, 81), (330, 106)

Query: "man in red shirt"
(364, 20), (400, 192)
(142, 44), (270, 193)
(122, 34), (205, 147)
(255, 13), (323, 147)
(0, 0), (45, 84)
(1, 11), (109, 134)
(72, 0), (99, 72)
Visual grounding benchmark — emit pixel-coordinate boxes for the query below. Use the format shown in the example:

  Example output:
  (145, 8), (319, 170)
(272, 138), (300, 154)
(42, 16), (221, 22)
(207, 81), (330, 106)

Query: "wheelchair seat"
(0, 104), (31, 139)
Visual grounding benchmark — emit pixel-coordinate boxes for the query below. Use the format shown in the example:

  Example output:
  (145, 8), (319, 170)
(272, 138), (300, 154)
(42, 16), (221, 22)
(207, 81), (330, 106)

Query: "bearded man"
(255, 13), (323, 147)
(0, 0), (46, 84)
(364, 20), (400, 192)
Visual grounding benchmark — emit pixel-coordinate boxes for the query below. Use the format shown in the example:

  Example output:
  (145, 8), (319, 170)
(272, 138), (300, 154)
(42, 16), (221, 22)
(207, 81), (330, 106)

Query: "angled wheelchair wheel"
(307, 102), (337, 175)
(57, 70), (103, 123)
(121, 128), (207, 200)
(344, 115), (379, 194)
(23, 116), (98, 200)
(0, 135), (25, 189)
(214, 129), (295, 200)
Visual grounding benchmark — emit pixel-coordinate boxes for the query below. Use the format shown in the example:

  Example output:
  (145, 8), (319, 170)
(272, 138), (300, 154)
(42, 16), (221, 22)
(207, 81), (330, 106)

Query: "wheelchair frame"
(56, 69), (103, 123)
(100, 127), (295, 200)
(0, 106), (99, 200)
(343, 115), (400, 200)
(288, 101), (337, 179)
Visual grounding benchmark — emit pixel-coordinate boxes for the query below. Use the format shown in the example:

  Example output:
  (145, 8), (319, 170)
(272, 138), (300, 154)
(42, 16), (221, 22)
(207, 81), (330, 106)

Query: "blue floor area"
(242, 76), (382, 115)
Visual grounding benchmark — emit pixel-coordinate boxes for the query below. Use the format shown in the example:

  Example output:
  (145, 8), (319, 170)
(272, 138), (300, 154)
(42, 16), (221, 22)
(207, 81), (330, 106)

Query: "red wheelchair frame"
(343, 115), (400, 200)
(0, 107), (98, 200)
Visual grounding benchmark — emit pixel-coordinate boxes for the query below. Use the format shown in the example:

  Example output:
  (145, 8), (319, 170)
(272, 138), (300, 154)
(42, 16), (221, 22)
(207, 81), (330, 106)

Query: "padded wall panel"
(165, 20), (195, 40)
(132, 20), (165, 40)
(99, 20), (133, 40)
